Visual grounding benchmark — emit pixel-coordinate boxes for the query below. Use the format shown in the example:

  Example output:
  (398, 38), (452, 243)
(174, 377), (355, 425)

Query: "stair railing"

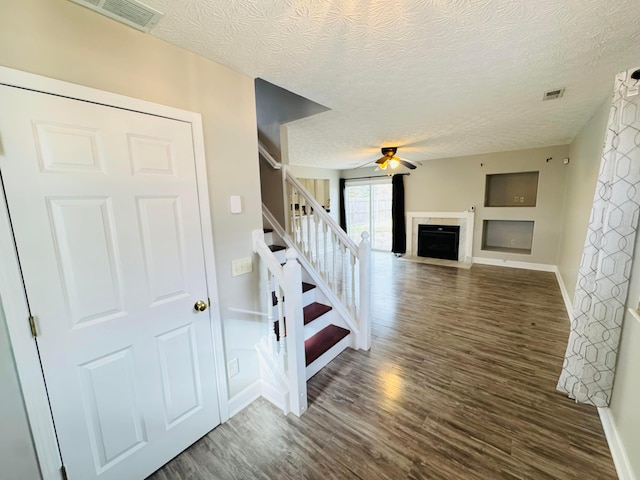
(283, 167), (371, 350)
(252, 230), (307, 416)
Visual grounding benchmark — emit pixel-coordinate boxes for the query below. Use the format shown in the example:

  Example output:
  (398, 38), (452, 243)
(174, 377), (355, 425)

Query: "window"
(345, 179), (392, 251)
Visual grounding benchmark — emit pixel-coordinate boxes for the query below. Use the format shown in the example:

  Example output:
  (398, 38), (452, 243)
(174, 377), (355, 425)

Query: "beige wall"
(0, 0), (264, 400)
(342, 145), (570, 265)
(557, 99), (610, 294)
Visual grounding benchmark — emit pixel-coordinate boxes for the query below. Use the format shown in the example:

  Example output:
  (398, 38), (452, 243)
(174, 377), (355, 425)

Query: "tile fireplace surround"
(405, 211), (475, 263)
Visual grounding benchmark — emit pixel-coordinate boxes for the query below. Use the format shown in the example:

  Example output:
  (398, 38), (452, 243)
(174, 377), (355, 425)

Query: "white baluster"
(350, 251), (356, 316)
(323, 221), (329, 280)
(276, 284), (286, 371)
(305, 197), (311, 256)
(340, 242), (347, 303)
(275, 280), (284, 354)
(332, 231), (337, 293)
(314, 213), (320, 268)
(266, 272), (277, 355)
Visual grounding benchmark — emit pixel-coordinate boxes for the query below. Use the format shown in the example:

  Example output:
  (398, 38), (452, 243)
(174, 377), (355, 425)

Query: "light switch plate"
(230, 195), (242, 214)
(231, 257), (253, 276)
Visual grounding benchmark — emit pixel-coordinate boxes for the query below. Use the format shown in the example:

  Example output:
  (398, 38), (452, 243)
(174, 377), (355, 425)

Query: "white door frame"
(0, 66), (229, 480)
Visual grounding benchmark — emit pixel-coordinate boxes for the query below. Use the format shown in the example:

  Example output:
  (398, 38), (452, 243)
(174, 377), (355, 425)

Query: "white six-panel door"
(0, 85), (220, 480)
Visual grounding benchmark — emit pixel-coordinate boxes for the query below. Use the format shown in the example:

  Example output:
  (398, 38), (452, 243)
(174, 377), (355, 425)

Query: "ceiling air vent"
(69, 0), (163, 32)
(543, 88), (565, 101)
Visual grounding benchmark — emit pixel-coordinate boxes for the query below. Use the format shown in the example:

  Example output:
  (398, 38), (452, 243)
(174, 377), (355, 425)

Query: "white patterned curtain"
(557, 66), (640, 407)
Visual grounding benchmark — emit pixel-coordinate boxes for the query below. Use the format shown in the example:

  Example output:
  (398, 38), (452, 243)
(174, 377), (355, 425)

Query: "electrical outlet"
(520, 197), (525, 203)
(510, 238), (517, 246)
(227, 357), (239, 378)
(231, 257), (253, 277)
(513, 196), (519, 203)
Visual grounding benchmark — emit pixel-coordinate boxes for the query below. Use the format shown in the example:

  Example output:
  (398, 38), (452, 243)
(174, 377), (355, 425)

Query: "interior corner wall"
(0, 0), (264, 400)
(287, 165), (341, 223)
(556, 99), (610, 294)
(341, 145), (569, 265)
(0, 298), (41, 480)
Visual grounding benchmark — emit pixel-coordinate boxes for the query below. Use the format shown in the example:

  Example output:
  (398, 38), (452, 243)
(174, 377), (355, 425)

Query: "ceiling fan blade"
(398, 159), (417, 170)
(375, 156), (388, 164)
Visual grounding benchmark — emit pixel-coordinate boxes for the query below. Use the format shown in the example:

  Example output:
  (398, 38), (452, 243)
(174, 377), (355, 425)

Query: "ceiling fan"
(372, 147), (421, 171)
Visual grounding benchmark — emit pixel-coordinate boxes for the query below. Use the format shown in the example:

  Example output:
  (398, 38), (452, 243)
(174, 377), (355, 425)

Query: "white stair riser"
(306, 335), (351, 380)
(303, 310), (336, 341)
(272, 248), (287, 264)
(264, 231), (274, 245)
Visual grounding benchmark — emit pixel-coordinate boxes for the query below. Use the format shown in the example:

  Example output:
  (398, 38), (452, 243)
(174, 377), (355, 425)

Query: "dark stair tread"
(305, 325), (350, 366)
(268, 244), (286, 252)
(302, 282), (316, 293)
(271, 282), (317, 306)
(303, 302), (332, 325)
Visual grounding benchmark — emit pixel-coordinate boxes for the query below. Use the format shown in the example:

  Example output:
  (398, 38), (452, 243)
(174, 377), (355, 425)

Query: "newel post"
(282, 248), (308, 416)
(358, 232), (372, 351)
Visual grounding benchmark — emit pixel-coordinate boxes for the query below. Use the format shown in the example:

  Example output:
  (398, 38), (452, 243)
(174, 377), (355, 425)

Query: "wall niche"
(485, 171), (539, 207)
(482, 220), (534, 255)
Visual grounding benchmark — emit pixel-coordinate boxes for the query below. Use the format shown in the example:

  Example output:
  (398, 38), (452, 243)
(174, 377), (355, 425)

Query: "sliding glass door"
(345, 180), (393, 251)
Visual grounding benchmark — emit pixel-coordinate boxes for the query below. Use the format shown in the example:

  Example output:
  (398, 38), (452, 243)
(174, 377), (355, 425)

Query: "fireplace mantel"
(405, 211), (475, 263)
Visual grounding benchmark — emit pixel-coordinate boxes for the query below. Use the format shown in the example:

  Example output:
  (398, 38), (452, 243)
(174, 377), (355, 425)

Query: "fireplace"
(417, 224), (460, 260)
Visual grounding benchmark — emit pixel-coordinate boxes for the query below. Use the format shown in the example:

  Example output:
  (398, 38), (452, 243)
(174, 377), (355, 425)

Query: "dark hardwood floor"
(149, 252), (617, 480)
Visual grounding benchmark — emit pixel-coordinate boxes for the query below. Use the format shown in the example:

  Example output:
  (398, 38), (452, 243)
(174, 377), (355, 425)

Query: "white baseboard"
(260, 379), (290, 415)
(598, 407), (637, 480)
(472, 257), (557, 272)
(554, 267), (573, 318)
(227, 380), (262, 418)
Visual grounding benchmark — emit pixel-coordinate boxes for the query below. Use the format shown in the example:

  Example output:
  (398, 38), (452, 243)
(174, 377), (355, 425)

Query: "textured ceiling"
(151, 0), (640, 169)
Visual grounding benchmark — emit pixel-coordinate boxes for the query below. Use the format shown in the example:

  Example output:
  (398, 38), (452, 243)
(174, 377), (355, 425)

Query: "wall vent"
(542, 88), (565, 101)
(69, 0), (163, 32)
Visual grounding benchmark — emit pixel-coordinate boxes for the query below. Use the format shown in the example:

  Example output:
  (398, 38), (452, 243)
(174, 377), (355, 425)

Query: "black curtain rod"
(342, 173), (410, 181)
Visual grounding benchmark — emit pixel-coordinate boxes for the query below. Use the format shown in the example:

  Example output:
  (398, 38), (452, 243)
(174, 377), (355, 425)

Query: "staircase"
(265, 229), (352, 380)
(253, 144), (370, 417)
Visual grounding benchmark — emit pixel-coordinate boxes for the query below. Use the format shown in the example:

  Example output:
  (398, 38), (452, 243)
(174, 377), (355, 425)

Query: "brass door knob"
(194, 300), (208, 312)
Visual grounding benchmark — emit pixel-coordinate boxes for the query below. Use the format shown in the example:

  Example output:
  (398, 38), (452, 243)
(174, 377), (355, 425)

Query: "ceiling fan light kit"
(374, 147), (419, 171)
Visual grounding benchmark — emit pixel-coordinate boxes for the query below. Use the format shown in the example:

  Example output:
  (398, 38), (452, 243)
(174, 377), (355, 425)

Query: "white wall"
(0, 298), (41, 480)
(0, 0), (264, 402)
(342, 145), (570, 265)
(557, 96), (640, 479)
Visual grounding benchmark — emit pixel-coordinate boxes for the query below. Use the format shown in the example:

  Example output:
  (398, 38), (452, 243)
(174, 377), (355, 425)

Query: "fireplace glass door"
(345, 180), (392, 251)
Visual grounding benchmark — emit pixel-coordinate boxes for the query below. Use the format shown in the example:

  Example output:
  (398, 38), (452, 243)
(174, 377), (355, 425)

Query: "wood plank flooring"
(148, 253), (617, 480)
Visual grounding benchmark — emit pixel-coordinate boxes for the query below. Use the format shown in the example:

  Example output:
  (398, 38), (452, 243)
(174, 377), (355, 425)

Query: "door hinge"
(60, 465), (69, 480)
(28, 315), (38, 337)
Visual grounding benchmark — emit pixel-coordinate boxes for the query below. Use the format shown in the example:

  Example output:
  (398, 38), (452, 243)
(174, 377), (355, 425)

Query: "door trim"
(0, 66), (229, 480)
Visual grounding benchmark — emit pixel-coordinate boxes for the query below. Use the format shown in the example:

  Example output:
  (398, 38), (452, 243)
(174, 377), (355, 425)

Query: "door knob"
(194, 300), (208, 312)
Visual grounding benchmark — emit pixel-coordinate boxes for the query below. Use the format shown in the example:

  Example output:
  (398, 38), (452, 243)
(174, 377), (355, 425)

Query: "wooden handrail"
(258, 142), (282, 169)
